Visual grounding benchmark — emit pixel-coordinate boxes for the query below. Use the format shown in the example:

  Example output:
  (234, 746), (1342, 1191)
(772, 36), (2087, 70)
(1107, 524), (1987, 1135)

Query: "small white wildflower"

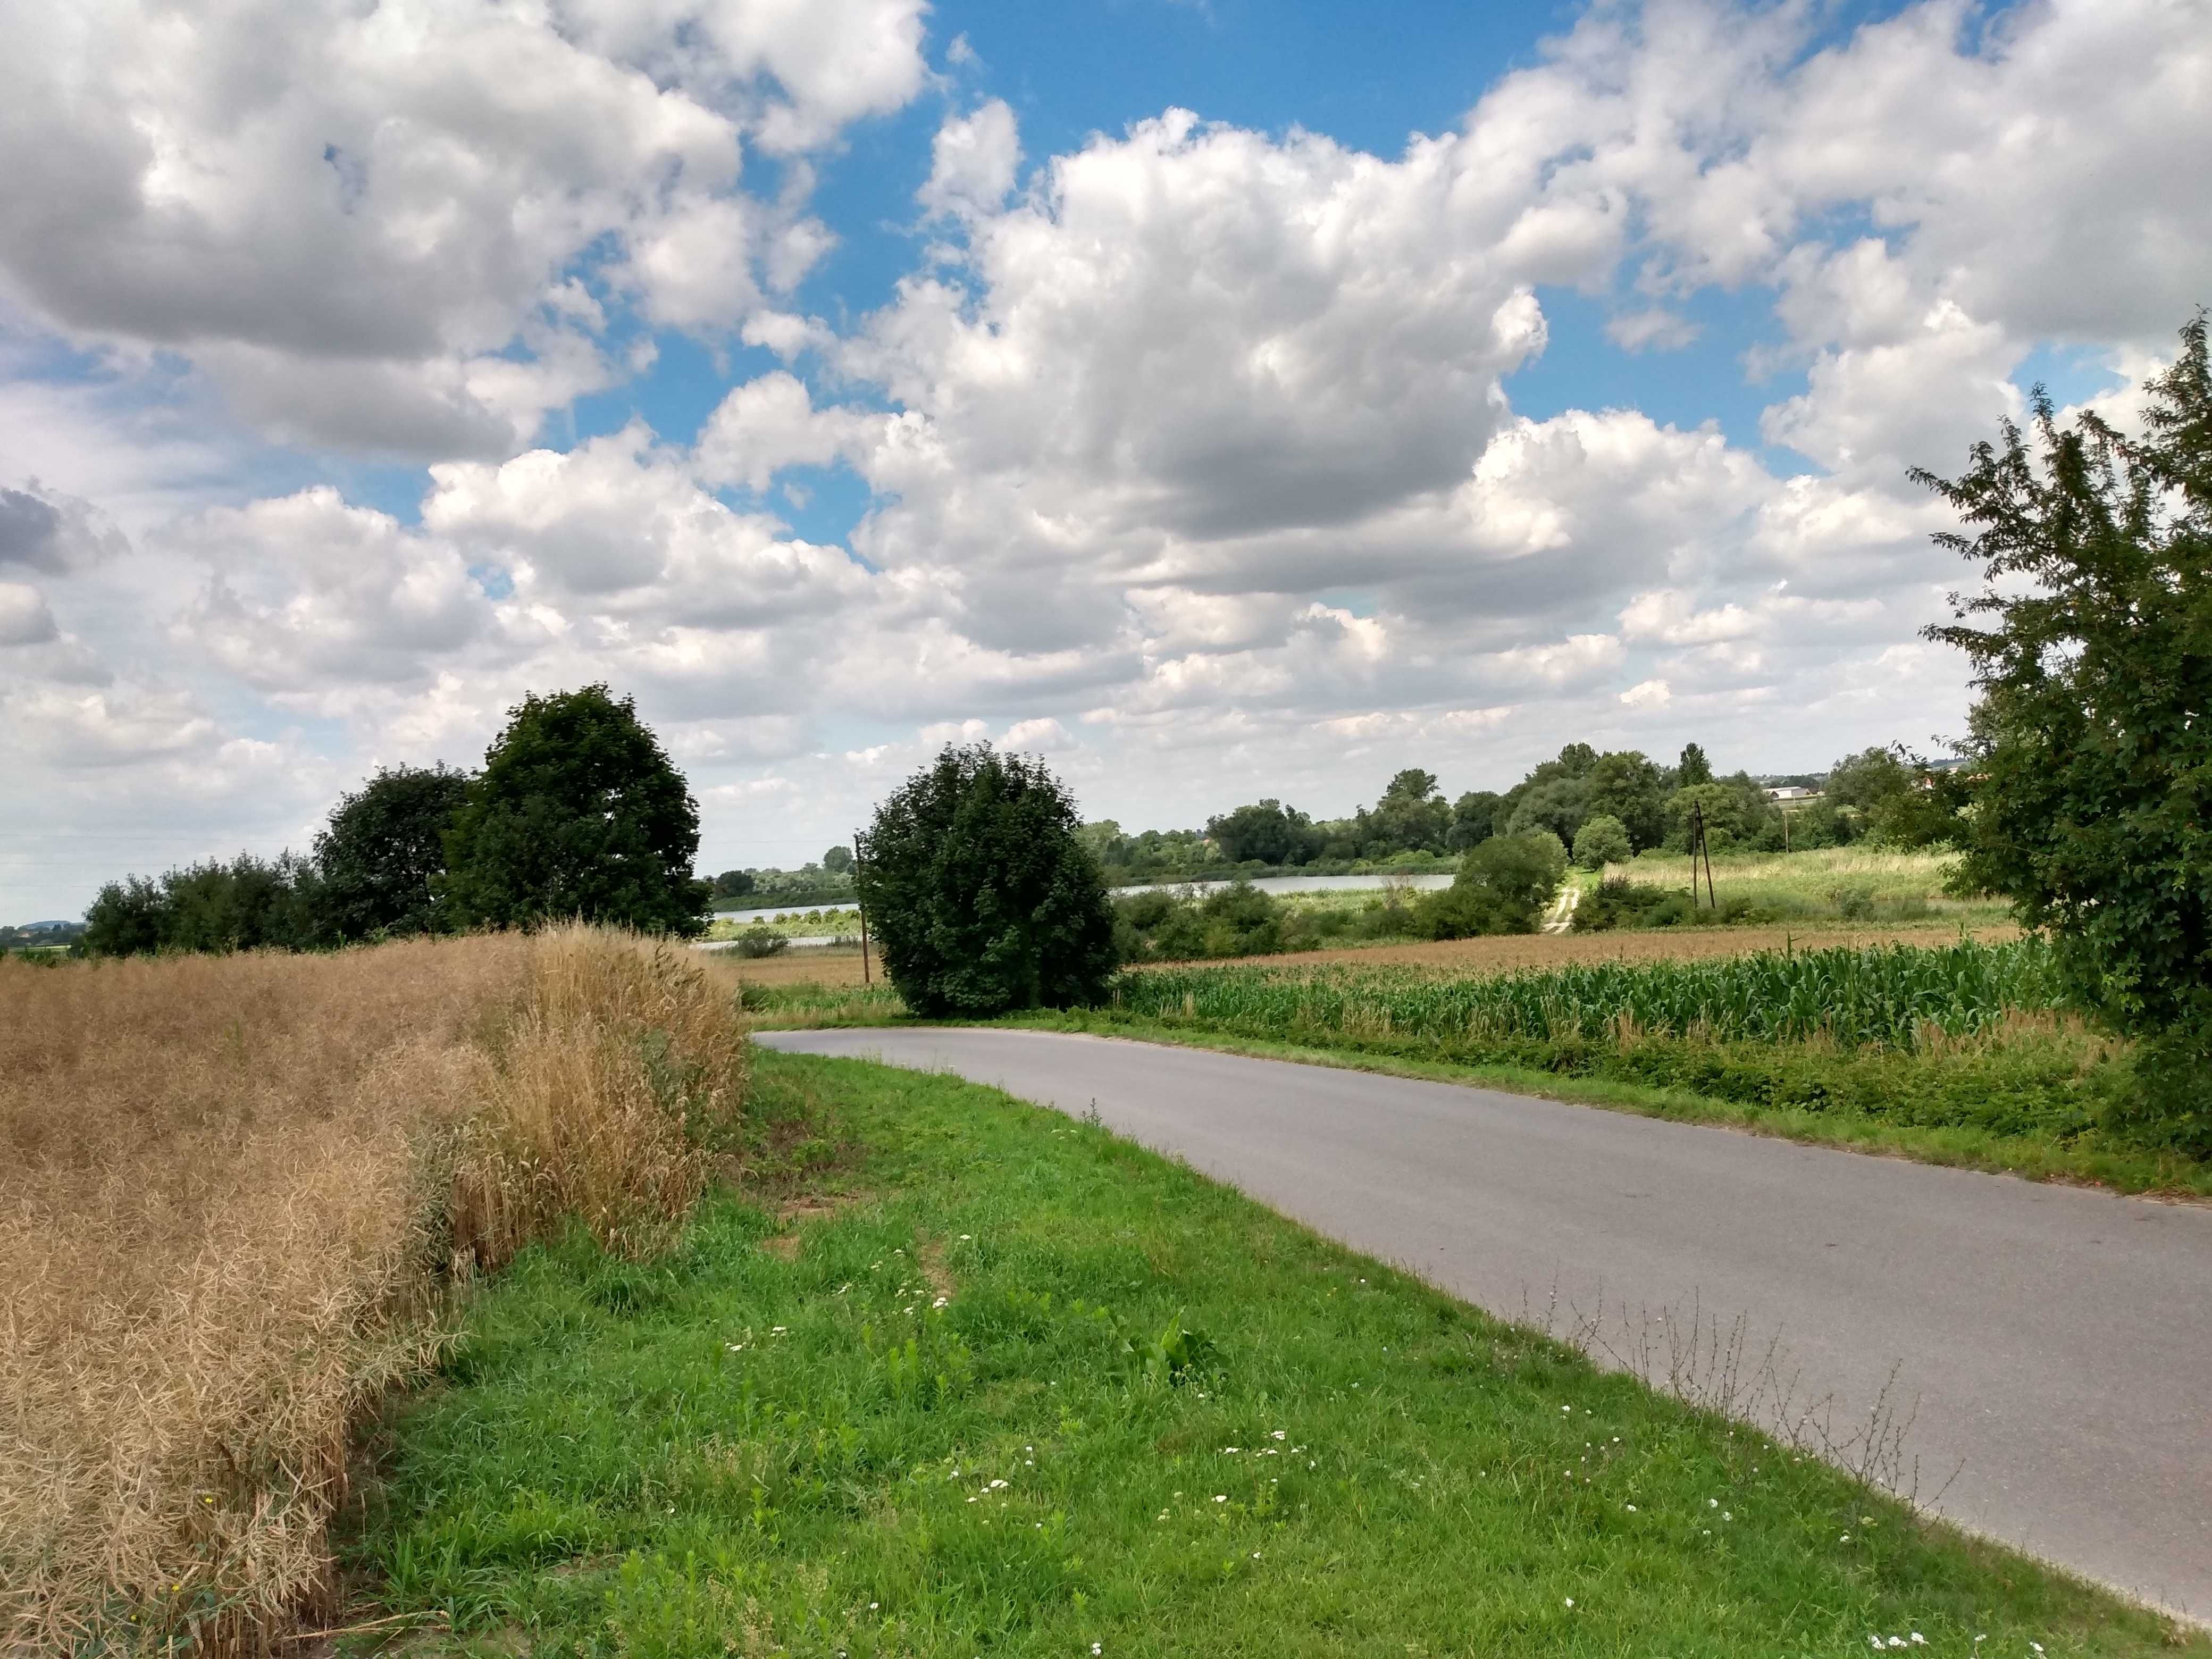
(1909, 1637), (1926, 1647)
(1887, 1639), (1906, 1650)
(1564, 1598), (1574, 1608)
(1271, 1430), (1286, 1440)
(959, 1234), (972, 1240)
(933, 1296), (949, 1309)
(1708, 1498), (1719, 1509)
(990, 1479), (1007, 1489)
(1213, 1494), (1227, 1503)
(869, 1602), (878, 1611)
(1624, 1504), (1637, 1512)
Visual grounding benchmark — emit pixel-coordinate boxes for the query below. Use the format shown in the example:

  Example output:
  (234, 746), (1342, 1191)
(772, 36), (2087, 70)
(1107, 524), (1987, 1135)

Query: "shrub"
(1571, 814), (1633, 870)
(734, 926), (790, 958)
(1422, 831), (1568, 937)
(858, 744), (1118, 1016)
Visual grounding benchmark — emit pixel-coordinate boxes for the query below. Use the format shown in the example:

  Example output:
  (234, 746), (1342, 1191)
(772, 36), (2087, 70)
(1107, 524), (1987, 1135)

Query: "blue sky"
(0, 0), (2204, 916)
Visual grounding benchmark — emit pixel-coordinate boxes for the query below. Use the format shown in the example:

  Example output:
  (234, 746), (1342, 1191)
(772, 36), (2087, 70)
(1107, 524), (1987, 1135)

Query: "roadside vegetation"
(733, 939), (2205, 1197)
(341, 1049), (2196, 1657)
(0, 928), (761, 1654)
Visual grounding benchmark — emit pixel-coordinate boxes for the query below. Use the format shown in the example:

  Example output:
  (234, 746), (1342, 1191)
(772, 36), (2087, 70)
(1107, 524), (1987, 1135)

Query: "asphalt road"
(758, 1027), (2212, 1622)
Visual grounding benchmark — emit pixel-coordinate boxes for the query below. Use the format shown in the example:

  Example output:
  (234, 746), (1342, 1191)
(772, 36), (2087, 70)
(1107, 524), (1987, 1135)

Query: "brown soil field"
(701, 924), (2019, 992)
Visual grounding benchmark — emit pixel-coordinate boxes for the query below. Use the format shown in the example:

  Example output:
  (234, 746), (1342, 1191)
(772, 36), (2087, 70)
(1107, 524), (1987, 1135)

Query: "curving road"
(757, 1027), (2212, 1622)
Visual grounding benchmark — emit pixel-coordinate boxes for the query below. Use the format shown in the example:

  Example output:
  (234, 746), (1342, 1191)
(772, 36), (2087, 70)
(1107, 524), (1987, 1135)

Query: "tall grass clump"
(1115, 937), (2063, 1051)
(0, 926), (748, 1656)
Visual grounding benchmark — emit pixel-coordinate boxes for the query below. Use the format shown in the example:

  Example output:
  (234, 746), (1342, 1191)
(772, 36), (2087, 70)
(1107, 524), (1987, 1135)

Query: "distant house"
(1765, 785), (1821, 802)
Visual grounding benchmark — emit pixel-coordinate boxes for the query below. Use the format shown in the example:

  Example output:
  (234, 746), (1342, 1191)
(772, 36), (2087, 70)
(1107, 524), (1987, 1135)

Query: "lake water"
(702, 871), (1452, 938)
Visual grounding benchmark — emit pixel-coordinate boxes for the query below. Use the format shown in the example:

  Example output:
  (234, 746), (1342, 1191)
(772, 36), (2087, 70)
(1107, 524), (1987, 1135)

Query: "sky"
(2, 0), (2207, 919)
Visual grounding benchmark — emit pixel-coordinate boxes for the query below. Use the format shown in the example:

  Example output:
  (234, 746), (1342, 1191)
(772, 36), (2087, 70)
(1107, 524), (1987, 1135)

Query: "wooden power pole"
(852, 829), (870, 986)
(1688, 802), (1717, 910)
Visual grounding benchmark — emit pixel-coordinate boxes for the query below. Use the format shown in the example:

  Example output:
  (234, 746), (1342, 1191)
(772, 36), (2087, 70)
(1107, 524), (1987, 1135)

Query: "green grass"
(342, 1051), (2197, 1656)
(1593, 846), (2012, 929)
(730, 948), (2212, 1197)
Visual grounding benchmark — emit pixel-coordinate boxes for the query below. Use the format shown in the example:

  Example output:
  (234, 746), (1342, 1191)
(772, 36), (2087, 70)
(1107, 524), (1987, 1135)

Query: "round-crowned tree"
(441, 686), (710, 935)
(858, 744), (1118, 1016)
(314, 763), (473, 940)
(1571, 813), (1633, 870)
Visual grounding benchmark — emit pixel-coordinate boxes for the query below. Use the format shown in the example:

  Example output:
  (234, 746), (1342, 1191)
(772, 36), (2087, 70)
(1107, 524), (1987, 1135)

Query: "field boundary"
(758, 1011), (2204, 1201)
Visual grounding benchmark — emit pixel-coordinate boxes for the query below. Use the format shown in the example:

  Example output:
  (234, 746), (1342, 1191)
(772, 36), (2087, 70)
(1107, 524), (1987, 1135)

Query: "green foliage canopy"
(313, 764), (472, 940)
(1424, 831), (1568, 937)
(1921, 314), (2212, 1149)
(1205, 799), (1323, 866)
(858, 744), (1118, 1016)
(441, 685), (710, 936)
(1571, 813), (1634, 870)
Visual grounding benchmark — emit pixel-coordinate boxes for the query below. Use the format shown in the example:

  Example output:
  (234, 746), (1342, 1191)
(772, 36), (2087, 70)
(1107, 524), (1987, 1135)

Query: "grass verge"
(726, 973), (2208, 1201)
(343, 1050), (2199, 1656)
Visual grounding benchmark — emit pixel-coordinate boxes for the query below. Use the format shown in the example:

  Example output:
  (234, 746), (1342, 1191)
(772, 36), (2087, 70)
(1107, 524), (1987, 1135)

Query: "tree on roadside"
(313, 764), (473, 941)
(1921, 313), (2212, 1151)
(441, 685), (710, 935)
(1676, 742), (1713, 786)
(857, 743), (1118, 1016)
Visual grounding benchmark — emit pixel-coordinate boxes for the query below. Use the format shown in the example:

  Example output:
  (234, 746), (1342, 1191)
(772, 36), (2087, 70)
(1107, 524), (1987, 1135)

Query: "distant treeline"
(705, 847), (854, 911)
(1086, 741), (1966, 885)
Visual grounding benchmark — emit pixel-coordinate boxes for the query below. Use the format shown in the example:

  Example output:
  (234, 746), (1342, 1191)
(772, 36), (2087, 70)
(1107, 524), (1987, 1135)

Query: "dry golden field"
(0, 929), (748, 1656)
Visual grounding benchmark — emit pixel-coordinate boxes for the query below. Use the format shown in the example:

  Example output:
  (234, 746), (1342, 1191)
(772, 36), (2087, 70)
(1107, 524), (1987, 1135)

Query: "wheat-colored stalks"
(0, 926), (747, 1656)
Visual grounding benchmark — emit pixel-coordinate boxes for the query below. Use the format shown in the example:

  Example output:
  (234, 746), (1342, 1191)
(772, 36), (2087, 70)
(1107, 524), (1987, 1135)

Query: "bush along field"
(736, 938), (2207, 1196)
(343, 1050), (2197, 1657)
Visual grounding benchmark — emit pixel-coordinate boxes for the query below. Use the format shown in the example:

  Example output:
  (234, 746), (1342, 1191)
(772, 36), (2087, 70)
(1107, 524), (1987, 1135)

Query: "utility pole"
(852, 828), (870, 986)
(1689, 802), (1717, 909)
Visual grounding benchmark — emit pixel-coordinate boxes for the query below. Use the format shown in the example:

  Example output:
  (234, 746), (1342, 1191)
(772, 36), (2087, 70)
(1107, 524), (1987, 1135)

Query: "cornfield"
(1113, 937), (2064, 1051)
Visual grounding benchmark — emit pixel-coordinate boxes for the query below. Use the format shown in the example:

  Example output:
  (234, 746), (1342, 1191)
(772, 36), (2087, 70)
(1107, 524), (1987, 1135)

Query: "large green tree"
(857, 743), (1118, 1016)
(1205, 798), (1321, 866)
(1920, 314), (2212, 1149)
(313, 764), (472, 940)
(441, 685), (710, 935)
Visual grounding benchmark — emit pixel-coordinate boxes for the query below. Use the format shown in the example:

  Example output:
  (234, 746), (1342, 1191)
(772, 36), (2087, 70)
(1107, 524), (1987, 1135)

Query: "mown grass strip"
(345, 1050), (2200, 1656)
